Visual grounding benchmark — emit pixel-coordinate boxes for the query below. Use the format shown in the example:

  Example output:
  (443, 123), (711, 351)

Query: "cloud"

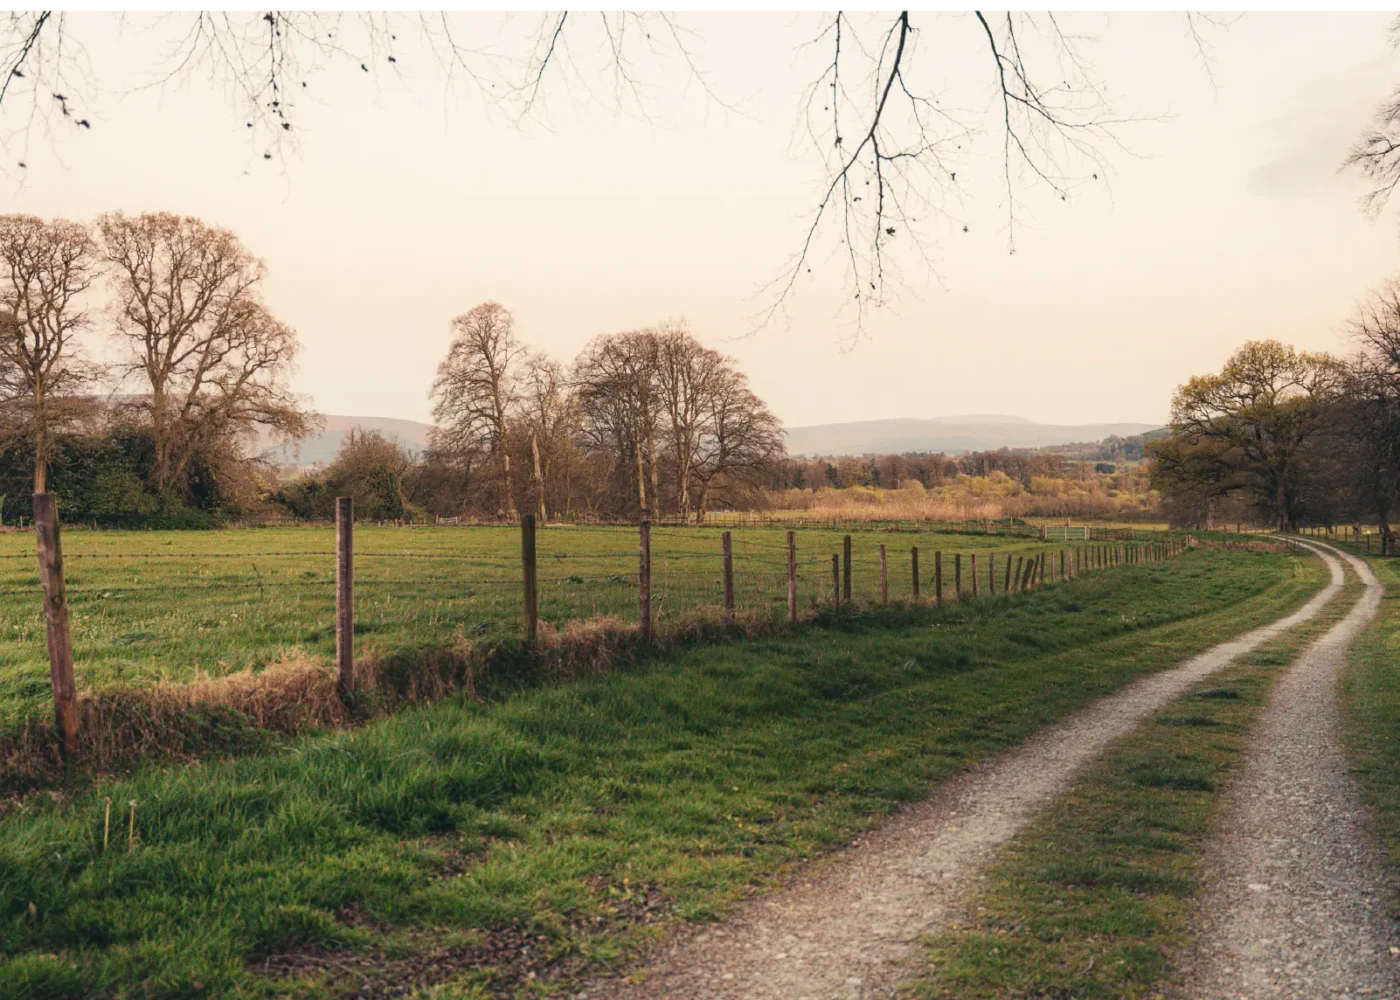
(1247, 61), (1397, 199)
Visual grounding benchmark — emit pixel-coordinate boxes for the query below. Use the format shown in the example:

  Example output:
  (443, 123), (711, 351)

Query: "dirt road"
(1173, 542), (1399, 999)
(589, 547), (1344, 1000)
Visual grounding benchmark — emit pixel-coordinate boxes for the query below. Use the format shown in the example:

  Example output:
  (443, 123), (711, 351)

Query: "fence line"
(19, 493), (1202, 753)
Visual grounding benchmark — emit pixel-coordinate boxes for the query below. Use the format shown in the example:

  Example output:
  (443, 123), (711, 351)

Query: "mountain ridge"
(782, 415), (1163, 457)
(263, 413), (1164, 468)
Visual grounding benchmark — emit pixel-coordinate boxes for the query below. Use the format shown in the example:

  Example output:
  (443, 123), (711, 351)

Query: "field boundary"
(4, 530), (1190, 795)
(8, 499), (1193, 779)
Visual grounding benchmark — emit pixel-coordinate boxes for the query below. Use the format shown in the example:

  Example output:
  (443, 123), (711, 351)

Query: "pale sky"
(6, 11), (1400, 429)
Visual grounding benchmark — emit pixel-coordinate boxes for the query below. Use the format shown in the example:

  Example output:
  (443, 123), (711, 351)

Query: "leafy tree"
(1158, 340), (1342, 531)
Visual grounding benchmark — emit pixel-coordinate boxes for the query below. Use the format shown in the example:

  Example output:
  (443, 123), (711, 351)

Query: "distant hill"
(262, 412), (1163, 468)
(784, 415), (1163, 457)
(262, 414), (434, 468)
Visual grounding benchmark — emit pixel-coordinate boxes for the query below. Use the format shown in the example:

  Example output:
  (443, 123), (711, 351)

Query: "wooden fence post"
(912, 547), (921, 601)
(787, 530), (797, 624)
(1005, 553), (1014, 592)
(335, 496), (355, 694)
(32, 494), (77, 755)
(843, 534), (852, 603)
(722, 530), (735, 624)
(521, 513), (538, 646)
(879, 544), (888, 604)
(971, 553), (979, 598)
(1013, 556), (1024, 592)
(989, 553), (996, 596)
(934, 550), (943, 605)
(831, 554), (840, 607)
(639, 520), (652, 641)
(955, 552), (962, 599)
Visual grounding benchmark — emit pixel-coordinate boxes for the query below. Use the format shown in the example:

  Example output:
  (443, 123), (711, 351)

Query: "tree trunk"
(31, 378), (46, 494)
(531, 432), (547, 522)
(647, 428), (660, 519)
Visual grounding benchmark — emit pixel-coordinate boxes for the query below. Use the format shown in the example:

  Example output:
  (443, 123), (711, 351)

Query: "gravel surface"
(1174, 541), (1400, 1000)
(586, 554), (1343, 1000)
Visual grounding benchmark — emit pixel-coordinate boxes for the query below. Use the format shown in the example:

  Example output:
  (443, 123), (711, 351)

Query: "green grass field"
(0, 524), (1092, 724)
(0, 547), (1321, 1000)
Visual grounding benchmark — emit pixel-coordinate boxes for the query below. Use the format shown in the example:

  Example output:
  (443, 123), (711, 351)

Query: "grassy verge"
(908, 550), (1353, 1000)
(1339, 554), (1400, 920)
(0, 550), (1320, 1000)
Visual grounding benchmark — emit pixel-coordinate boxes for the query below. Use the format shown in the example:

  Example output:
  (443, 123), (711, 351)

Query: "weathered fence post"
(1060, 549), (1067, 581)
(988, 553), (996, 596)
(639, 520), (652, 641)
(335, 496), (355, 694)
(843, 534), (852, 603)
(934, 550), (943, 605)
(521, 513), (538, 646)
(955, 552), (963, 599)
(721, 530), (735, 624)
(33, 493), (78, 755)
(912, 547), (921, 601)
(971, 553), (979, 598)
(831, 554), (840, 607)
(1013, 556), (1024, 592)
(879, 544), (888, 604)
(787, 530), (797, 624)
(1005, 553), (1014, 593)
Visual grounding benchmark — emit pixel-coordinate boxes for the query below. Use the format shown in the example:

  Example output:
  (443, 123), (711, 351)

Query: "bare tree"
(572, 330), (663, 520)
(653, 322), (727, 520)
(430, 301), (524, 518)
(515, 350), (576, 522)
(690, 366), (784, 520)
(0, 213), (99, 492)
(99, 211), (312, 498)
(1344, 278), (1400, 547)
(1, 13), (1201, 328)
(1346, 17), (1400, 216)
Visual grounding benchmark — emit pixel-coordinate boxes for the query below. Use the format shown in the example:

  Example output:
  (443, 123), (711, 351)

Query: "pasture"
(0, 523), (1075, 724)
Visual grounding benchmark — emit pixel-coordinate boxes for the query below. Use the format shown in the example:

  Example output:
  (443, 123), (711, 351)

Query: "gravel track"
(1173, 541), (1399, 1000)
(587, 554), (1343, 1000)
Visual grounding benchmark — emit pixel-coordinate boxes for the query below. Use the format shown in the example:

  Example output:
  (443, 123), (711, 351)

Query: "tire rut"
(586, 554), (1344, 1000)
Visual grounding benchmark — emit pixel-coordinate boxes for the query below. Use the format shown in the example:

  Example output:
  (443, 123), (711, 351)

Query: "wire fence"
(0, 509), (1188, 729)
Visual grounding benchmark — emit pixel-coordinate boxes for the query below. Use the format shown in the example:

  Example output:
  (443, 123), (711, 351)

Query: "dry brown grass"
(0, 605), (814, 795)
(1191, 538), (1292, 554)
